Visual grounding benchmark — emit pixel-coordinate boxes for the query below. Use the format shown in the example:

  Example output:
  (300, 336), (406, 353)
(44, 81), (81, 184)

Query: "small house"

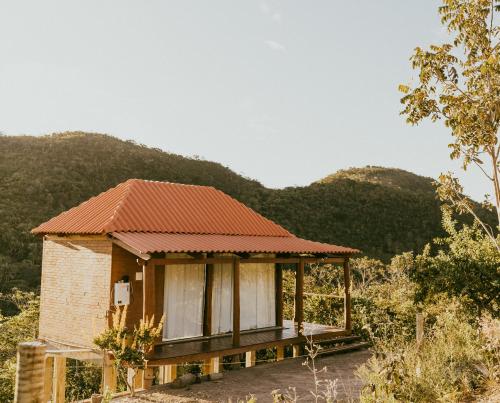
(32, 179), (358, 392)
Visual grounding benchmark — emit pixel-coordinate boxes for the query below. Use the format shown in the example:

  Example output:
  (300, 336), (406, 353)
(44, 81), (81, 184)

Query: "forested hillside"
(0, 132), (492, 292)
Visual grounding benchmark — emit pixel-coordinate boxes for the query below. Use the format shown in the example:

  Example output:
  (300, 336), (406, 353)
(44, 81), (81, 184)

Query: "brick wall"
(39, 236), (112, 348)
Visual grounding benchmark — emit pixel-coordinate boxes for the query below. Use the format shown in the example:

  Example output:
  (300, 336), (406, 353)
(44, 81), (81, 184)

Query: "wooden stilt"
(102, 355), (117, 393)
(276, 346), (285, 362)
(127, 368), (144, 391)
(245, 351), (256, 368)
(53, 356), (66, 403)
(292, 345), (301, 358)
(143, 367), (154, 389)
(43, 356), (54, 403)
(209, 357), (221, 374)
(14, 341), (46, 403)
(164, 365), (177, 383)
(343, 257), (352, 332)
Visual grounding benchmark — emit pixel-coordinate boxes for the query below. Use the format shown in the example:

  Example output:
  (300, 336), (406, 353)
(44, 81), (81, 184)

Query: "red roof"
(32, 179), (291, 236)
(33, 179), (359, 255)
(112, 232), (358, 255)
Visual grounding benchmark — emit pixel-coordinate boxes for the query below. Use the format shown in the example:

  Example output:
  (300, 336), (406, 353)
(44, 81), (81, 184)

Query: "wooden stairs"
(313, 334), (370, 356)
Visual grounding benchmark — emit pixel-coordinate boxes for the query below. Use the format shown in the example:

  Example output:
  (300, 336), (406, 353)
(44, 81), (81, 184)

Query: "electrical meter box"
(114, 282), (130, 306)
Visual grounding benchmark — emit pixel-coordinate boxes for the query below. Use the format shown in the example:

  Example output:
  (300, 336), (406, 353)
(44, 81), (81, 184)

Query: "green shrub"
(357, 303), (497, 402)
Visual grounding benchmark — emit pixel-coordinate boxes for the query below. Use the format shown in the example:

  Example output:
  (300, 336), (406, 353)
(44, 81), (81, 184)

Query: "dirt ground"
(115, 349), (371, 403)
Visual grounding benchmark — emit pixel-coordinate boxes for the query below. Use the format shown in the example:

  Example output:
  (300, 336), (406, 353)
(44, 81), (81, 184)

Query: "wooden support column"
(276, 346), (285, 361)
(159, 365), (176, 383)
(127, 368), (144, 391)
(343, 257), (352, 332)
(44, 356), (54, 403)
(53, 356), (66, 403)
(14, 341), (46, 403)
(143, 367), (154, 389)
(102, 355), (117, 393)
(232, 257), (240, 346)
(293, 345), (301, 358)
(203, 261), (214, 337)
(209, 357), (221, 374)
(294, 257), (305, 331)
(276, 346), (284, 361)
(245, 351), (256, 368)
(275, 263), (283, 327)
(143, 261), (155, 323)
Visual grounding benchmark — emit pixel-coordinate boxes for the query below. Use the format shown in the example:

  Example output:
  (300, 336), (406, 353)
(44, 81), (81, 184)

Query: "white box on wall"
(114, 282), (130, 306)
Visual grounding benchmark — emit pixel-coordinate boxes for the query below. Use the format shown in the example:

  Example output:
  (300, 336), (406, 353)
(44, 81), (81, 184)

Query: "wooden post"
(127, 368), (144, 391)
(276, 346), (284, 362)
(416, 312), (424, 346)
(143, 367), (154, 389)
(143, 261), (155, 323)
(209, 357), (221, 374)
(294, 257), (305, 331)
(52, 356), (66, 403)
(14, 341), (46, 403)
(245, 351), (256, 368)
(43, 356), (53, 403)
(292, 344), (301, 358)
(160, 365), (177, 383)
(203, 262), (214, 337)
(232, 257), (240, 346)
(102, 354), (117, 394)
(343, 257), (352, 332)
(275, 263), (283, 327)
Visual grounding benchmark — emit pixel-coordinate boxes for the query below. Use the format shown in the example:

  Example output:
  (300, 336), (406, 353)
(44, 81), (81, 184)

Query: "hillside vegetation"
(0, 132), (492, 291)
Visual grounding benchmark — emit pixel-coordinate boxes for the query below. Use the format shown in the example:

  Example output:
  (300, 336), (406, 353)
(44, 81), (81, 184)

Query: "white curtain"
(163, 264), (205, 340)
(240, 263), (276, 330)
(211, 263), (233, 334)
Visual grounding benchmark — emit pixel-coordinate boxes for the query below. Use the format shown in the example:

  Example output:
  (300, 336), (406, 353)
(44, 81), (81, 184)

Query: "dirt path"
(115, 349), (371, 402)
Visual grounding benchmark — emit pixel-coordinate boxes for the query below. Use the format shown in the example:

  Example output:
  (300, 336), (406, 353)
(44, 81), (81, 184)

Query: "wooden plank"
(294, 257), (305, 330)
(245, 351), (256, 367)
(44, 356), (54, 403)
(150, 256), (347, 266)
(102, 355), (117, 393)
(148, 322), (347, 366)
(112, 238), (151, 260)
(52, 356), (66, 403)
(143, 262), (156, 323)
(232, 257), (240, 346)
(343, 258), (351, 332)
(203, 263), (214, 337)
(275, 263), (283, 327)
(276, 345), (284, 361)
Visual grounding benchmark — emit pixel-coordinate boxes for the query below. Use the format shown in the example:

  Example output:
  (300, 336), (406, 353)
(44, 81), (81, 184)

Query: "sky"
(0, 1), (491, 201)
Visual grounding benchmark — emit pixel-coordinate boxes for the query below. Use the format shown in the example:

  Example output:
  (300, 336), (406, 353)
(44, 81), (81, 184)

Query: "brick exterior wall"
(39, 236), (113, 348)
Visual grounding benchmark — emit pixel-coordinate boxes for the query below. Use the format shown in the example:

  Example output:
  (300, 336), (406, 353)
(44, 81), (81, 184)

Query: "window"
(163, 264), (205, 340)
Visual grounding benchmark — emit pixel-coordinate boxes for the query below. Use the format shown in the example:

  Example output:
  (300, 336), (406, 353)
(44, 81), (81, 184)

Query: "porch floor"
(150, 320), (346, 365)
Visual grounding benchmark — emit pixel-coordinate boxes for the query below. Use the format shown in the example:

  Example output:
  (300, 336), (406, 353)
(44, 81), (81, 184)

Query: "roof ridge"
(126, 178), (217, 189)
(102, 180), (135, 232)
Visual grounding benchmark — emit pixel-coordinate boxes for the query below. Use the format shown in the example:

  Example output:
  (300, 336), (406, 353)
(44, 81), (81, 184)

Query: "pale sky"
(0, 1), (490, 200)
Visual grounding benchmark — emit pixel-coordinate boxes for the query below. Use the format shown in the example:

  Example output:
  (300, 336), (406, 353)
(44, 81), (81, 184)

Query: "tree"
(400, 0), (500, 250)
(413, 207), (500, 317)
(93, 306), (164, 397)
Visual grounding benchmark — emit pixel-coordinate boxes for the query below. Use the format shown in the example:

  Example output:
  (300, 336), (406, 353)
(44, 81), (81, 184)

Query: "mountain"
(0, 132), (493, 292)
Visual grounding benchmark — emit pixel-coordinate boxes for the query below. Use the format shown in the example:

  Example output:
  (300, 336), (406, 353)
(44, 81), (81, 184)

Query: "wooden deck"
(149, 320), (347, 365)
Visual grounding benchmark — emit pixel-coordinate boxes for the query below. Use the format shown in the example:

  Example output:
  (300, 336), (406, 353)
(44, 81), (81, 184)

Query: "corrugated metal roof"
(111, 232), (359, 255)
(32, 179), (292, 237)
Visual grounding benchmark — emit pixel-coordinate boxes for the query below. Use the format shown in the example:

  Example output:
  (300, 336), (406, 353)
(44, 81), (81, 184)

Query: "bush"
(357, 303), (498, 402)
